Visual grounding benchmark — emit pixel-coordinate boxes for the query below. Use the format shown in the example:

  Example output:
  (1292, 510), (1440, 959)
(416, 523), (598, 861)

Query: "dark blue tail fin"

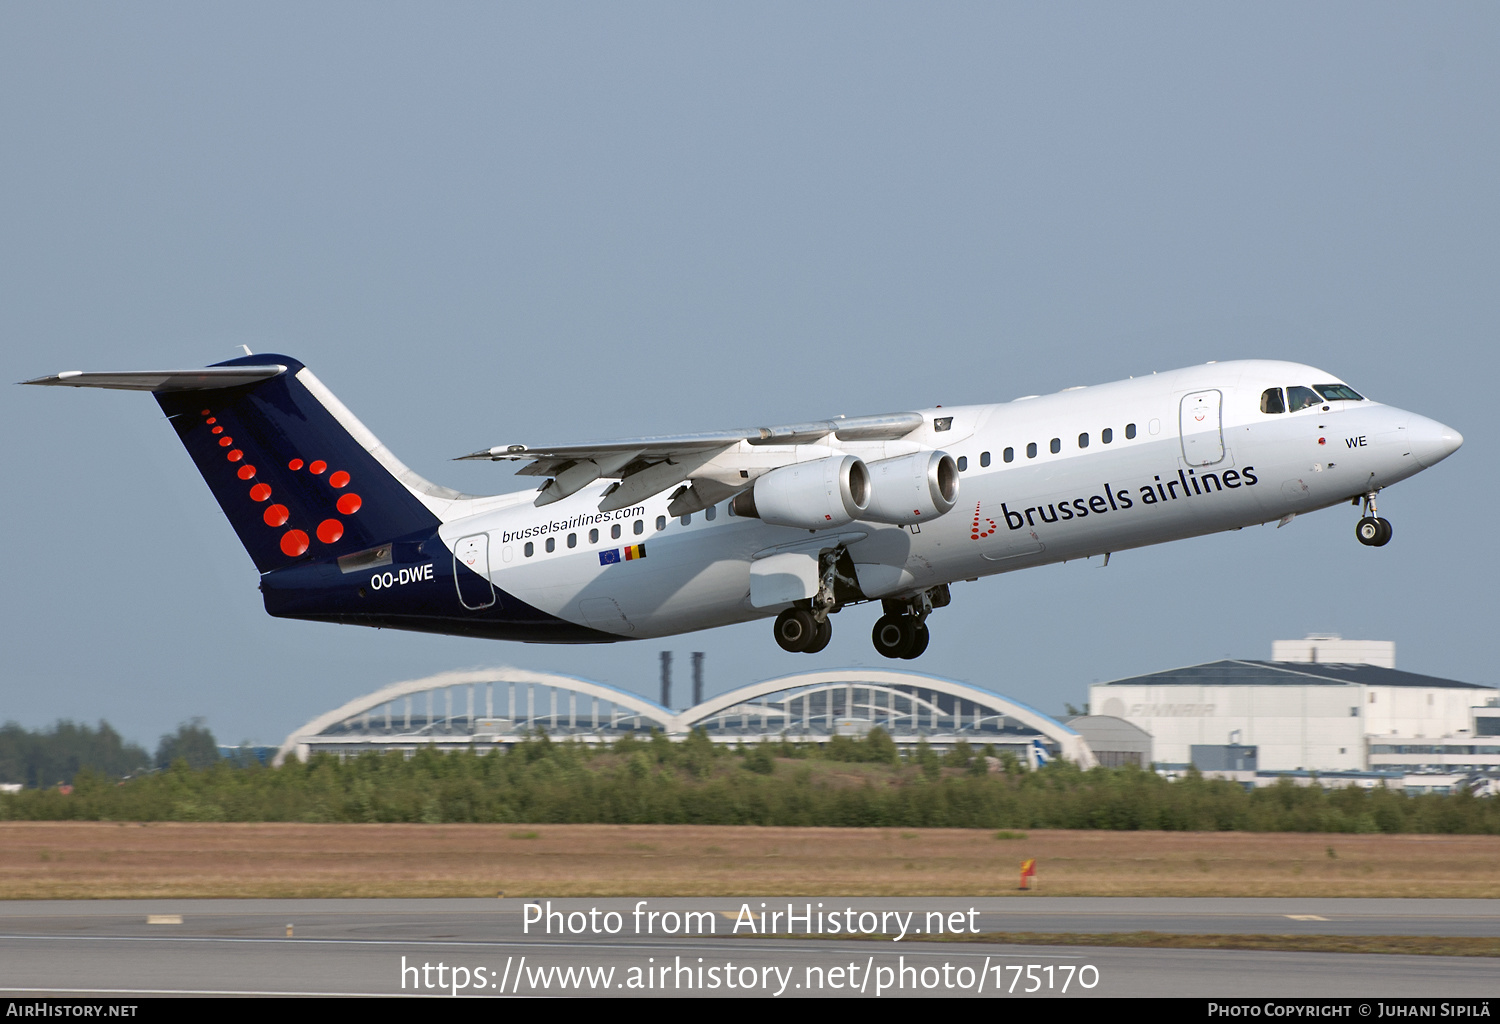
(153, 354), (442, 573)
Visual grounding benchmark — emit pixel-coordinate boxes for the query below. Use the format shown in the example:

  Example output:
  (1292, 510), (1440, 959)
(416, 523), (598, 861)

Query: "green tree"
(913, 737), (941, 781)
(943, 740), (974, 769)
(744, 744), (775, 775)
(0, 719), (151, 787)
(155, 719), (220, 770)
(681, 728), (717, 779)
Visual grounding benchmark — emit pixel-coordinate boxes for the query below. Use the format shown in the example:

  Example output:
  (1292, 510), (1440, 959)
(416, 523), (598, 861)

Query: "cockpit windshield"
(1286, 386), (1322, 412)
(1315, 384), (1364, 402)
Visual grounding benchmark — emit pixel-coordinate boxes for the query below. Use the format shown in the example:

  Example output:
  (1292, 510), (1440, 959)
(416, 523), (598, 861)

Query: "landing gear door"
(1180, 390), (1225, 466)
(453, 533), (496, 610)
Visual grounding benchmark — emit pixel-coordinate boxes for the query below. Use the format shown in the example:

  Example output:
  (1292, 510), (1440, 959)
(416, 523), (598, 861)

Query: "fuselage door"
(1180, 390), (1225, 466)
(453, 533), (496, 610)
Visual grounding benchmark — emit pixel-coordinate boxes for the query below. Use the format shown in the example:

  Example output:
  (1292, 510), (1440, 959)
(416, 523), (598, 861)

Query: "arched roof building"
(278, 666), (1093, 768)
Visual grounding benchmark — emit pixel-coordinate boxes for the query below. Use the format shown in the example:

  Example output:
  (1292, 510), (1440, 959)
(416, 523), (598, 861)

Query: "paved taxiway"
(1, 898), (1495, 997)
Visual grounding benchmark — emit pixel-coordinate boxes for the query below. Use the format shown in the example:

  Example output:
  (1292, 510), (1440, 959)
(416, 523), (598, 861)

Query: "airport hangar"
(1089, 635), (1500, 794)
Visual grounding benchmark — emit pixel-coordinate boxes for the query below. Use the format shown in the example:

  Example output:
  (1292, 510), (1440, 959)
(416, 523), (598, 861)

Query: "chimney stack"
(691, 652), (704, 706)
(660, 651), (673, 709)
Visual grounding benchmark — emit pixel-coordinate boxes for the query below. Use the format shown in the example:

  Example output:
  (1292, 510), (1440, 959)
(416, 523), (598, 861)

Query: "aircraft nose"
(1408, 414), (1463, 469)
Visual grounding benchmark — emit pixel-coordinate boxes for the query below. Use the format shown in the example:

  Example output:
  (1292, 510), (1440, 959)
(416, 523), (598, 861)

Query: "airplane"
(24, 354), (1462, 658)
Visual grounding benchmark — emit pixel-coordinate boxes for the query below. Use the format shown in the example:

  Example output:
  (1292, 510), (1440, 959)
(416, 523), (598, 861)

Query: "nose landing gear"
(1355, 491), (1392, 547)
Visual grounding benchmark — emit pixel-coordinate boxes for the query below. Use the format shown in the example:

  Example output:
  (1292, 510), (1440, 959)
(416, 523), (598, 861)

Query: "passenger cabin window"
(611, 524), (621, 540)
(1286, 385), (1321, 412)
(1003, 447), (1014, 463)
(589, 528), (598, 544)
(679, 514), (691, 525)
(980, 451), (991, 467)
(1101, 428), (1113, 444)
(634, 519), (644, 535)
(705, 505), (716, 521)
(1316, 384), (1364, 402)
(1260, 388), (1286, 414)
(1026, 442), (1038, 459)
(545, 537), (556, 553)
(524, 542), (534, 557)
(956, 456), (968, 471)
(1078, 432), (1088, 449)
(1125, 423), (1137, 439)
(656, 516), (666, 531)
(567, 533), (577, 548)
(1050, 437), (1061, 454)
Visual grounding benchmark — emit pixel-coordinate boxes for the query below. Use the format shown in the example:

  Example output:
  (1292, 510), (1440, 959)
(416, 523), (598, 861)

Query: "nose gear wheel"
(1355, 491), (1392, 547)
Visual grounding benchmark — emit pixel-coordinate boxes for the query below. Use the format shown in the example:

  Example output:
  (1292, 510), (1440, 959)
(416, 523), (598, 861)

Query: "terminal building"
(276, 636), (1497, 793)
(278, 667), (1095, 769)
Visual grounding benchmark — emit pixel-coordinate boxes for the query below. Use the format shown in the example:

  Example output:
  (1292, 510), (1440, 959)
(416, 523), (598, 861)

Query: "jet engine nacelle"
(861, 450), (959, 525)
(733, 455), (871, 530)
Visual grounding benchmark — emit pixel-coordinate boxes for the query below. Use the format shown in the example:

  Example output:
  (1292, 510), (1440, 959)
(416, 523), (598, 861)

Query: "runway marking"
(0, 933), (1085, 959)
(145, 914), (183, 925)
(0, 987), (434, 998)
(1284, 915), (1330, 921)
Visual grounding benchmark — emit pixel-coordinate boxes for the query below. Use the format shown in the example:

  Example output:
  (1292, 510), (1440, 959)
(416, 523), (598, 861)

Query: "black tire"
(872, 614), (915, 659)
(900, 623), (930, 659)
(803, 618), (833, 654)
(1373, 517), (1393, 547)
(1356, 516), (1382, 546)
(774, 607), (817, 652)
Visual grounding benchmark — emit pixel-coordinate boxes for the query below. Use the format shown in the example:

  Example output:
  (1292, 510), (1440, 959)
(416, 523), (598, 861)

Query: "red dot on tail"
(336, 493), (362, 515)
(329, 470), (350, 488)
(226, 450), (243, 462)
(288, 459), (304, 471)
(263, 504), (289, 527)
(200, 409), (210, 416)
(280, 530), (309, 557)
(309, 460), (327, 475)
(237, 465), (256, 480)
(218, 437), (233, 447)
(206, 417), (216, 425)
(316, 519), (344, 544)
(212, 426), (223, 435)
(250, 483), (272, 502)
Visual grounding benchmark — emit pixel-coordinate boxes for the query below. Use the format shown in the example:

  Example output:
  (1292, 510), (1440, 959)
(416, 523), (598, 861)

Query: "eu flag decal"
(598, 549), (621, 566)
(624, 544), (646, 560)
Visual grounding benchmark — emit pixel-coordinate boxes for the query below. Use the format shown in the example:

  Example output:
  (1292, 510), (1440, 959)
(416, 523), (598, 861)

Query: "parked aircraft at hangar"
(25, 354), (1461, 658)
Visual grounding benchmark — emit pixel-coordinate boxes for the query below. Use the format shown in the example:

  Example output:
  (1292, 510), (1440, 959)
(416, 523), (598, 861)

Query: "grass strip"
(747, 931), (1500, 958)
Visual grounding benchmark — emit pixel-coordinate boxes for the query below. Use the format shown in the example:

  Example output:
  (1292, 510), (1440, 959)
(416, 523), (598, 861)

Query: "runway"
(1, 898), (1495, 997)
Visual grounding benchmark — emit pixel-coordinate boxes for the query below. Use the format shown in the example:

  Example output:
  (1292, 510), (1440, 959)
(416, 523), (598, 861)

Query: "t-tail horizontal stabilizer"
(24, 354), (442, 574)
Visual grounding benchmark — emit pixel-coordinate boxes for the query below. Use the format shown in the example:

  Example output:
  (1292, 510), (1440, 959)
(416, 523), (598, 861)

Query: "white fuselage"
(435, 360), (1459, 639)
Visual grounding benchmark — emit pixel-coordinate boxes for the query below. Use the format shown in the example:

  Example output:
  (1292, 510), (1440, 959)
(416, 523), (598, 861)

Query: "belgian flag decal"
(599, 544), (646, 566)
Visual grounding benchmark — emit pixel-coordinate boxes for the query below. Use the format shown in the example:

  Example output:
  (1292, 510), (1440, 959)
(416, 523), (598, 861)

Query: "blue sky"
(3, 3), (1495, 747)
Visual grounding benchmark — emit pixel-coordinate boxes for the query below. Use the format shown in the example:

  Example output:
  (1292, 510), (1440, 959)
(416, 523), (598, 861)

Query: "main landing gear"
(1354, 490), (1392, 547)
(872, 584), (950, 660)
(772, 548), (856, 654)
(773, 606), (832, 653)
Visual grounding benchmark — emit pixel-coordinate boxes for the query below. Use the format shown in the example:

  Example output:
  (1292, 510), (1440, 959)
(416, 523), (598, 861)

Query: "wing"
(457, 412), (925, 513)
